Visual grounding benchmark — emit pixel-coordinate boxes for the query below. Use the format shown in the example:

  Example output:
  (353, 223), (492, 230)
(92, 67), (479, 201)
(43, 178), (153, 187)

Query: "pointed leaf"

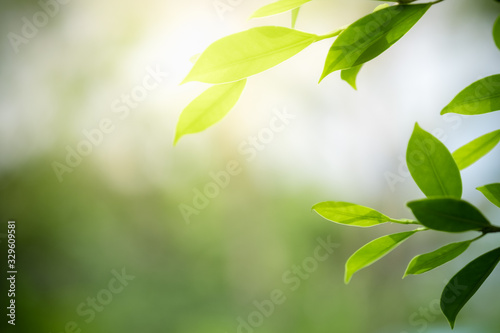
(477, 183), (500, 208)
(313, 201), (417, 227)
(441, 75), (500, 115)
(407, 198), (491, 233)
(373, 4), (391, 12)
(320, 4), (430, 81)
(183, 27), (318, 84)
(404, 240), (473, 277)
(291, 7), (300, 29)
(453, 130), (500, 170)
(340, 65), (363, 90)
(345, 230), (419, 284)
(493, 15), (500, 50)
(250, 0), (311, 19)
(174, 80), (246, 145)
(407, 123), (462, 198)
(441, 247), (500, 329)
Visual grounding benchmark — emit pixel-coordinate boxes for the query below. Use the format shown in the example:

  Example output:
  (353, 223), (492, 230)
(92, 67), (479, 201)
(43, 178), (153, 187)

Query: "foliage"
(175, 0), (500, 328)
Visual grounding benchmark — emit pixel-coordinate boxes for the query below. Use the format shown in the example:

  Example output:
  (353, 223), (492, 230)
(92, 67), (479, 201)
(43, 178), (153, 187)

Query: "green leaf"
(441, 247), (500, 329)
(345, 230), (419, 284)
(441, 75), (500, 115)
(453, 129), (500, 170)
(319, 4), (430, 81)
(407, 123), (462, 198)
(340, 65), (363, 90)
(174, 80), (246, 145)
(493, 15), (500, 50)
(477, 183), (500, 208)
(313, 201), (418, 227)
(183, 27), (318, 84)
(404, 240), (473, 277)
(407, 198), (491, 233)
(250, 0), (311, 19)
(373, 4), (391, 12)
(291, 7), (300, 29)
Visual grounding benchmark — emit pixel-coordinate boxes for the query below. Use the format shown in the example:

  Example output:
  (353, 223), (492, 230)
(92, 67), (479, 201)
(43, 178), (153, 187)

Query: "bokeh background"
(1, 0), (500, 332)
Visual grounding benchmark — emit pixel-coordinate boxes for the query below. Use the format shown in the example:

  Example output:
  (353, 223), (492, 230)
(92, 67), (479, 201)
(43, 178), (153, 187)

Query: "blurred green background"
(1, 0), (500, 332)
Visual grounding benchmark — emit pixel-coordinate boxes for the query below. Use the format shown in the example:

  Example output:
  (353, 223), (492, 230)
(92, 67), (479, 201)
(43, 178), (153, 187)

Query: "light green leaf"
(453, 129), (500, 170)
(313, 201), (418, 227)
(404, 240), (473, 277)
(189, 53), (201, 64)
(183, 26), (318, 84)
(291, 7), (300, 29)
(174, 80), (246, 145)
(374, 4), (391, 12)
(441, 247), (500, 329)
(250, 0), (311, 19)
(340, 65), (363, 90)
(477, 183), (500, 208)
(441, 75), (500, 115)
(345, 230), (419, 284)
(407, 198), (491, 233)
(407, 123), (462, 198)
(493, 15), (500, 50)
(320, 4), (430, 81)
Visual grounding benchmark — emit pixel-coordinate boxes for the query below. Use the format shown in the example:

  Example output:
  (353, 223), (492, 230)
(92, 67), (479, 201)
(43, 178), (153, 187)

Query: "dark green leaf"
(441, 247), (500, 328)
(174, 80), (246, 145)
(407, 123), (462, 198)
(441, 75), (500, 115)
(250, 0), (311, 19)
(477, 183), (500, 208)
(404, 240), (472, 277)
(407, 198), (491, 233)
(345, 230), (420, 283)
(313, 201), (418, 227)
(493, 15), (500, 50)
(320, 4), (430, 81)
(183, 27), (318, 84)
(453, 129), (500, 170)
(340, 65), (363, 90)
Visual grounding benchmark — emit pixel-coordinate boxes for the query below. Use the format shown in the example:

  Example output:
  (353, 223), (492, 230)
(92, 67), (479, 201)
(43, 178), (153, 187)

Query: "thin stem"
(471, 233), (486, 242)
(482, 225), (500, 234)
(389, 218), (421, 225)
(316, 28), (344, 41)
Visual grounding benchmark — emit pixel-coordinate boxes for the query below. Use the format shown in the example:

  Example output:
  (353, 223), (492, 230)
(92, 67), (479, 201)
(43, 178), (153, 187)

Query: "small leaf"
(320, 4), (430, 81)
(345, 230), (419, 284)
(183, 26), (318, 84)
(404, 240), (473, 277)
(189, 53), (201, 64)
(477, 183), (500, 208)
(174, 79), (246, 145)
(250, 0), (311, 19)
(291, 7), (300, 29)
(441, 247), (500, 329)
(340, 65), (363, 90)
(493, 15), (500, 50)
(313, 201), (417, 227)
(373, 4), (391, 12)
(407, 198), (491, 233)
(407, 123), (462, 198)
(453, 129), (500, 170)
(441, 75), (500, 115)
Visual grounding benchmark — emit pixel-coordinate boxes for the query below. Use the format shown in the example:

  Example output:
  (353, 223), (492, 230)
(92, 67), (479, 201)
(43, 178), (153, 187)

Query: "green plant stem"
(316, 28), (344, 41)
(482, 225), (500, 234)
(389, 218), (421, 225)
(471, 233), (486, 242)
